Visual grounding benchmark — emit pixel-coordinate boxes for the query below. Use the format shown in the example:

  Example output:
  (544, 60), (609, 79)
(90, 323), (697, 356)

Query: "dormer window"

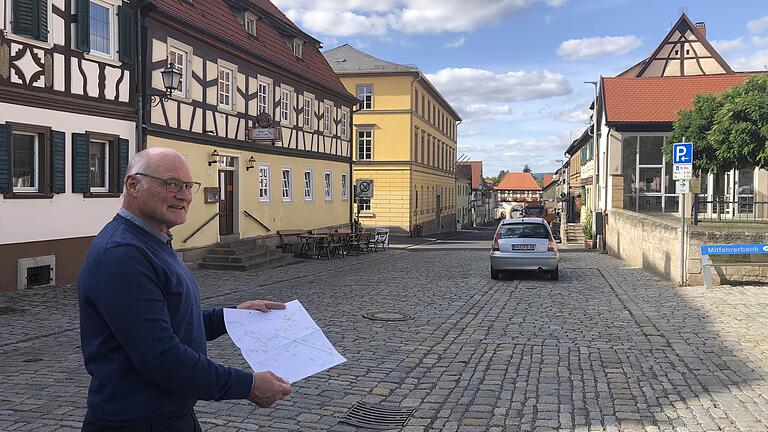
(245, 12), (257, 36)
(292, 38), (303, 58)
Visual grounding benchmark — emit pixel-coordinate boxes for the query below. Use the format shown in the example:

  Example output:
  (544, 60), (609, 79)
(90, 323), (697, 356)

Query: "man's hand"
(247, 371), (291, 407)
(236, 300), (286, 313)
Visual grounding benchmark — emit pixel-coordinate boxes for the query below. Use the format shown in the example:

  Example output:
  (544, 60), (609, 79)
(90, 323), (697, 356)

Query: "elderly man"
(78, 147), (291, 432)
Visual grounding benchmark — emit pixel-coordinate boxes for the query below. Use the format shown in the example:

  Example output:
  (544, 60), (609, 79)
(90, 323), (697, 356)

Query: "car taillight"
(547, 236), (557, 252)
(492, 234), (500, 251)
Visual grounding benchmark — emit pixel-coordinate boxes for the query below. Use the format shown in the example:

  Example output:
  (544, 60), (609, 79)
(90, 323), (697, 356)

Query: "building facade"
(142, 0), (358, 252)
(596, 14), (768, 218)
(324, 45), (461, 236)
(0, 0), (136, 290)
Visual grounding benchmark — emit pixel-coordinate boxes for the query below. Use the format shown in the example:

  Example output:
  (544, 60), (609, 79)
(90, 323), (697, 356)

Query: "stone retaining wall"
(606, 209), (768, 286)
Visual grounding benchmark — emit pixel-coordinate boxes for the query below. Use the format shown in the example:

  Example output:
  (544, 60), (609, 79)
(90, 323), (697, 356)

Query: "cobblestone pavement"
(2, 235), (768, 431)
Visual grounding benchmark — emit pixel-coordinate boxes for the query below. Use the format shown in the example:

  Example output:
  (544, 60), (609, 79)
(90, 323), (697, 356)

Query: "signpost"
(354, 180), (373, 233)
(700, 244), (768, 288)
(672, 141), (693, 286)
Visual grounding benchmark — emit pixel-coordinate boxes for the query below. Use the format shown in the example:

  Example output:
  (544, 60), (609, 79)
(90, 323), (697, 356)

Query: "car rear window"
(498, 223), (549, 239)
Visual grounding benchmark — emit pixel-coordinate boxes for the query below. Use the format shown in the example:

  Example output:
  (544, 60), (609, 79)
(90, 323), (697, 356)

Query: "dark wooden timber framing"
(636, 13), (733, 77)
(146, 125), (351, 164)
(145, 19), (354, 160)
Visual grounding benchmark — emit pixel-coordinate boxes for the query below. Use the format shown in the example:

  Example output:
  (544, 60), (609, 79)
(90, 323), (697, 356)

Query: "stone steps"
(197, 238), (297, 272)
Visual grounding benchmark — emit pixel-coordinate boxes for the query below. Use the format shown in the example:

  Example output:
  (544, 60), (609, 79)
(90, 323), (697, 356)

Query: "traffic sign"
(355, 179), (374, 199)
(676, 180), (689, 193)
(673, 164), (692, 180)
(672, 142), (693, 164)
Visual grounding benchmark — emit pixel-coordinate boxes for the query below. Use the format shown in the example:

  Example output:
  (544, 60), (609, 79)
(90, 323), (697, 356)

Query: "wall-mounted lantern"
(208, 149), (221, 166)
(245, 156), (256, 171)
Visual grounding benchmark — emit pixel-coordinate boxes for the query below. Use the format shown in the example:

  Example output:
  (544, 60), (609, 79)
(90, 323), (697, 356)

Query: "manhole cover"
(339, 402), (414, 430)
(363, 311), (412, 322)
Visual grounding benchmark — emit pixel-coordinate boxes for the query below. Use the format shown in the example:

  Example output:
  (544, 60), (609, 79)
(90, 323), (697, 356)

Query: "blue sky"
(274, 0), (768, 177)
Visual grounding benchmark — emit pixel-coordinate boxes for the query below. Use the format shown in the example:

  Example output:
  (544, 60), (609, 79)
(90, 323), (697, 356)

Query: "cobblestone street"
(2, 230), (768, 431)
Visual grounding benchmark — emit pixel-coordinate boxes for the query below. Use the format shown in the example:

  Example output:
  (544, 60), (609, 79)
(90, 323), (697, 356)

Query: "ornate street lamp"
(149, 63), (183, 107)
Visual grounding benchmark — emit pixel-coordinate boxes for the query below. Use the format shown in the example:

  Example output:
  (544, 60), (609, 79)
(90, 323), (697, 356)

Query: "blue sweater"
(78, 214), (252, 425)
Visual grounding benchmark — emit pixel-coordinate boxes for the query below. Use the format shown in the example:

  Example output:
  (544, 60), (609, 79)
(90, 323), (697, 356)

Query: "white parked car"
(490, 217), (560, 280)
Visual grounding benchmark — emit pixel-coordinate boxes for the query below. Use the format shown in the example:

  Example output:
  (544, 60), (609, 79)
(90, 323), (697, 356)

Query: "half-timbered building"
(140, 0), (357, 253)
(0, 0), (136, 290)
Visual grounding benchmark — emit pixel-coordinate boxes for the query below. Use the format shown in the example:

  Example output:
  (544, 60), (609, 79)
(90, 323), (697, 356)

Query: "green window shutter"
(51, 130), (65, 193)
(0, 125), (12, 194)
(37, 0), (48, 42)
(117, 138), (129, 193)
(12, 0), (37, 39)
(76, 0), (90, 52)
(117, 5), (134, 64)
(72, 133), (90, 193)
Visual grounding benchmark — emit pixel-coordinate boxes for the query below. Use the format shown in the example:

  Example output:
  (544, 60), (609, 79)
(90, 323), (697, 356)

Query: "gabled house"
(457, 160), (490, 226)
(139, 0), (359, 253)
(495, 172), (542, 203)
(1, 0), (136, 290)
(597, 13), (768, 216)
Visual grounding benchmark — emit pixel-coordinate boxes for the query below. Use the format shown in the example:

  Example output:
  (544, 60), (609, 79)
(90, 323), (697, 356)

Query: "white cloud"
(543, 0), (567, 6)
(461, 104), (513, 115)
(731, 50), (768, 71)
(445, 37), (466, 48)
(274, 0), (535, 37)
(747, 15), (768, 34)
(426, 68), (572, 105)
(753, 36), (768, 49)
(459, 130), (484, 138)
(557, 107), (591, 123)
(711, 37), (745, 55)
(557, 35), (642, 60)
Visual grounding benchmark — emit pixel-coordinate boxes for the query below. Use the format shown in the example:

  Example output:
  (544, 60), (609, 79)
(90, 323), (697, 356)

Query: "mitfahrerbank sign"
(701, 244), (768, 255)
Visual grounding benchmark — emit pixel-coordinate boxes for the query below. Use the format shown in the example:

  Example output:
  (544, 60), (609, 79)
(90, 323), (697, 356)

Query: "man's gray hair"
(126, 150), (151, 177)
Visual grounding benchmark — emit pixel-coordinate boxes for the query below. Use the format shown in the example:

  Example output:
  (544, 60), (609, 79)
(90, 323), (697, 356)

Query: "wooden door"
(219, 171), (234, 235)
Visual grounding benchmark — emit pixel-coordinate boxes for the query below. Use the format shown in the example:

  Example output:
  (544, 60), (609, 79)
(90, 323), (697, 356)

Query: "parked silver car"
(490, 217), (560, 280)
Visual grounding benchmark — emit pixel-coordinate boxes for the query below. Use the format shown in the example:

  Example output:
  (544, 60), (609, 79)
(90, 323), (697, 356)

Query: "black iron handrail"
(243, 210), (271, 232)
(692, 194), (768, 225)
(183, 212), (219, 243)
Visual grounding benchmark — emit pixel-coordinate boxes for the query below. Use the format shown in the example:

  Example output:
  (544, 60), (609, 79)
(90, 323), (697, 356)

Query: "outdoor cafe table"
(298, 234), (329, 258)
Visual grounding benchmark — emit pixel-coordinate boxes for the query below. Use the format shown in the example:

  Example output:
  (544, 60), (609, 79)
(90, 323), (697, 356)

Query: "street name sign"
(672, 142), (693, 180)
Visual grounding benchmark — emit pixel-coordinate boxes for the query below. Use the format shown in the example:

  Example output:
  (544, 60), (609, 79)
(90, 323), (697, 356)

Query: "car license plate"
(511, 244), (535, 250)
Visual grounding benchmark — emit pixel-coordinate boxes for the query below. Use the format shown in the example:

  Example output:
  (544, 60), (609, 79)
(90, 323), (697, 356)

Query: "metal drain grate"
(362, 311), (412, 322)
(339, 402), (414, 430)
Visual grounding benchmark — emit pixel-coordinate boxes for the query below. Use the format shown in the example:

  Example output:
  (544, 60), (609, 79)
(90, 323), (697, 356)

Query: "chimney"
(695, 21), (707, 38)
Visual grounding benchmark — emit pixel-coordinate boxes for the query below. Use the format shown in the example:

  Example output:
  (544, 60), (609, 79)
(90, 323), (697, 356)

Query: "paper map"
(223, 300), (346, 383)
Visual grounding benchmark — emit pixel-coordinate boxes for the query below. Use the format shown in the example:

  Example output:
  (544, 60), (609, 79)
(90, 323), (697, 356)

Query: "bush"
(582, 211), (593, 240)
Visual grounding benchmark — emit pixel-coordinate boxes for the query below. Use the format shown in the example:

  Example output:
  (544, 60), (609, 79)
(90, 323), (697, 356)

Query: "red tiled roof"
(602, 74), (763, 123)
(542, 175), (554, 188)
(151, 0), (353, 100)
(496, 172), (541, 191)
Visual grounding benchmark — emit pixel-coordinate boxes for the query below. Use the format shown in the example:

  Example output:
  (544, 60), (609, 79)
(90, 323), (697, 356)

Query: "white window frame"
(303, 169), (313, 201)
(245, 12), (257, 36)
(340, 110), (348, 138)
(88, 0), (116, 59)
(358, 198), (371, 213)
(292, 38), (303, 58)
(11, 132), (38, 193)
(217, 65), (234, 110)
(257, 81), (270, 114)
(323, 104), (332, 134)
(281, 168), (292, 202)
(356, 84), (372, 110)
(357, 129), (372, 160)
(89, 139), (110, 193)
(303, 97), (313, 129)
(341, 173), (348, 200)
(258, 164), (270, 202)
(167, 45), (188, 99)
(281, 89), (291, 125)
(324, 171), (332, 201)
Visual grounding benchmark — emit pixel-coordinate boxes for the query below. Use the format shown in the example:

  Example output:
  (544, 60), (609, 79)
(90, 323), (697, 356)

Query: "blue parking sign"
(672, 142), (693, 164)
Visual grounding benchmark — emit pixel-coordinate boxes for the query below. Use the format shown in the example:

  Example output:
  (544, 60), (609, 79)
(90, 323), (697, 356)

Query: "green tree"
(665, 74), (768, 172)
(522, 164), (532, 173)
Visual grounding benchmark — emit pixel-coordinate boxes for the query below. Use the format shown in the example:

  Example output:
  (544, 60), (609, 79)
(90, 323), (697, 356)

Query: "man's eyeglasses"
(134, 173), (201, 194)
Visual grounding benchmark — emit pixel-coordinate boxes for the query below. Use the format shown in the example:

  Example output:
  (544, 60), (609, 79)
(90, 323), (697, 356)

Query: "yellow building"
(324, 45), (462, 235)
(141, 0), (357, 254)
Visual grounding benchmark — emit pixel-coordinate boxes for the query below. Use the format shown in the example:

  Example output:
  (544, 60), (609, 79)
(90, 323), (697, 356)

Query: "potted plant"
(582, 211), (594, 249)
